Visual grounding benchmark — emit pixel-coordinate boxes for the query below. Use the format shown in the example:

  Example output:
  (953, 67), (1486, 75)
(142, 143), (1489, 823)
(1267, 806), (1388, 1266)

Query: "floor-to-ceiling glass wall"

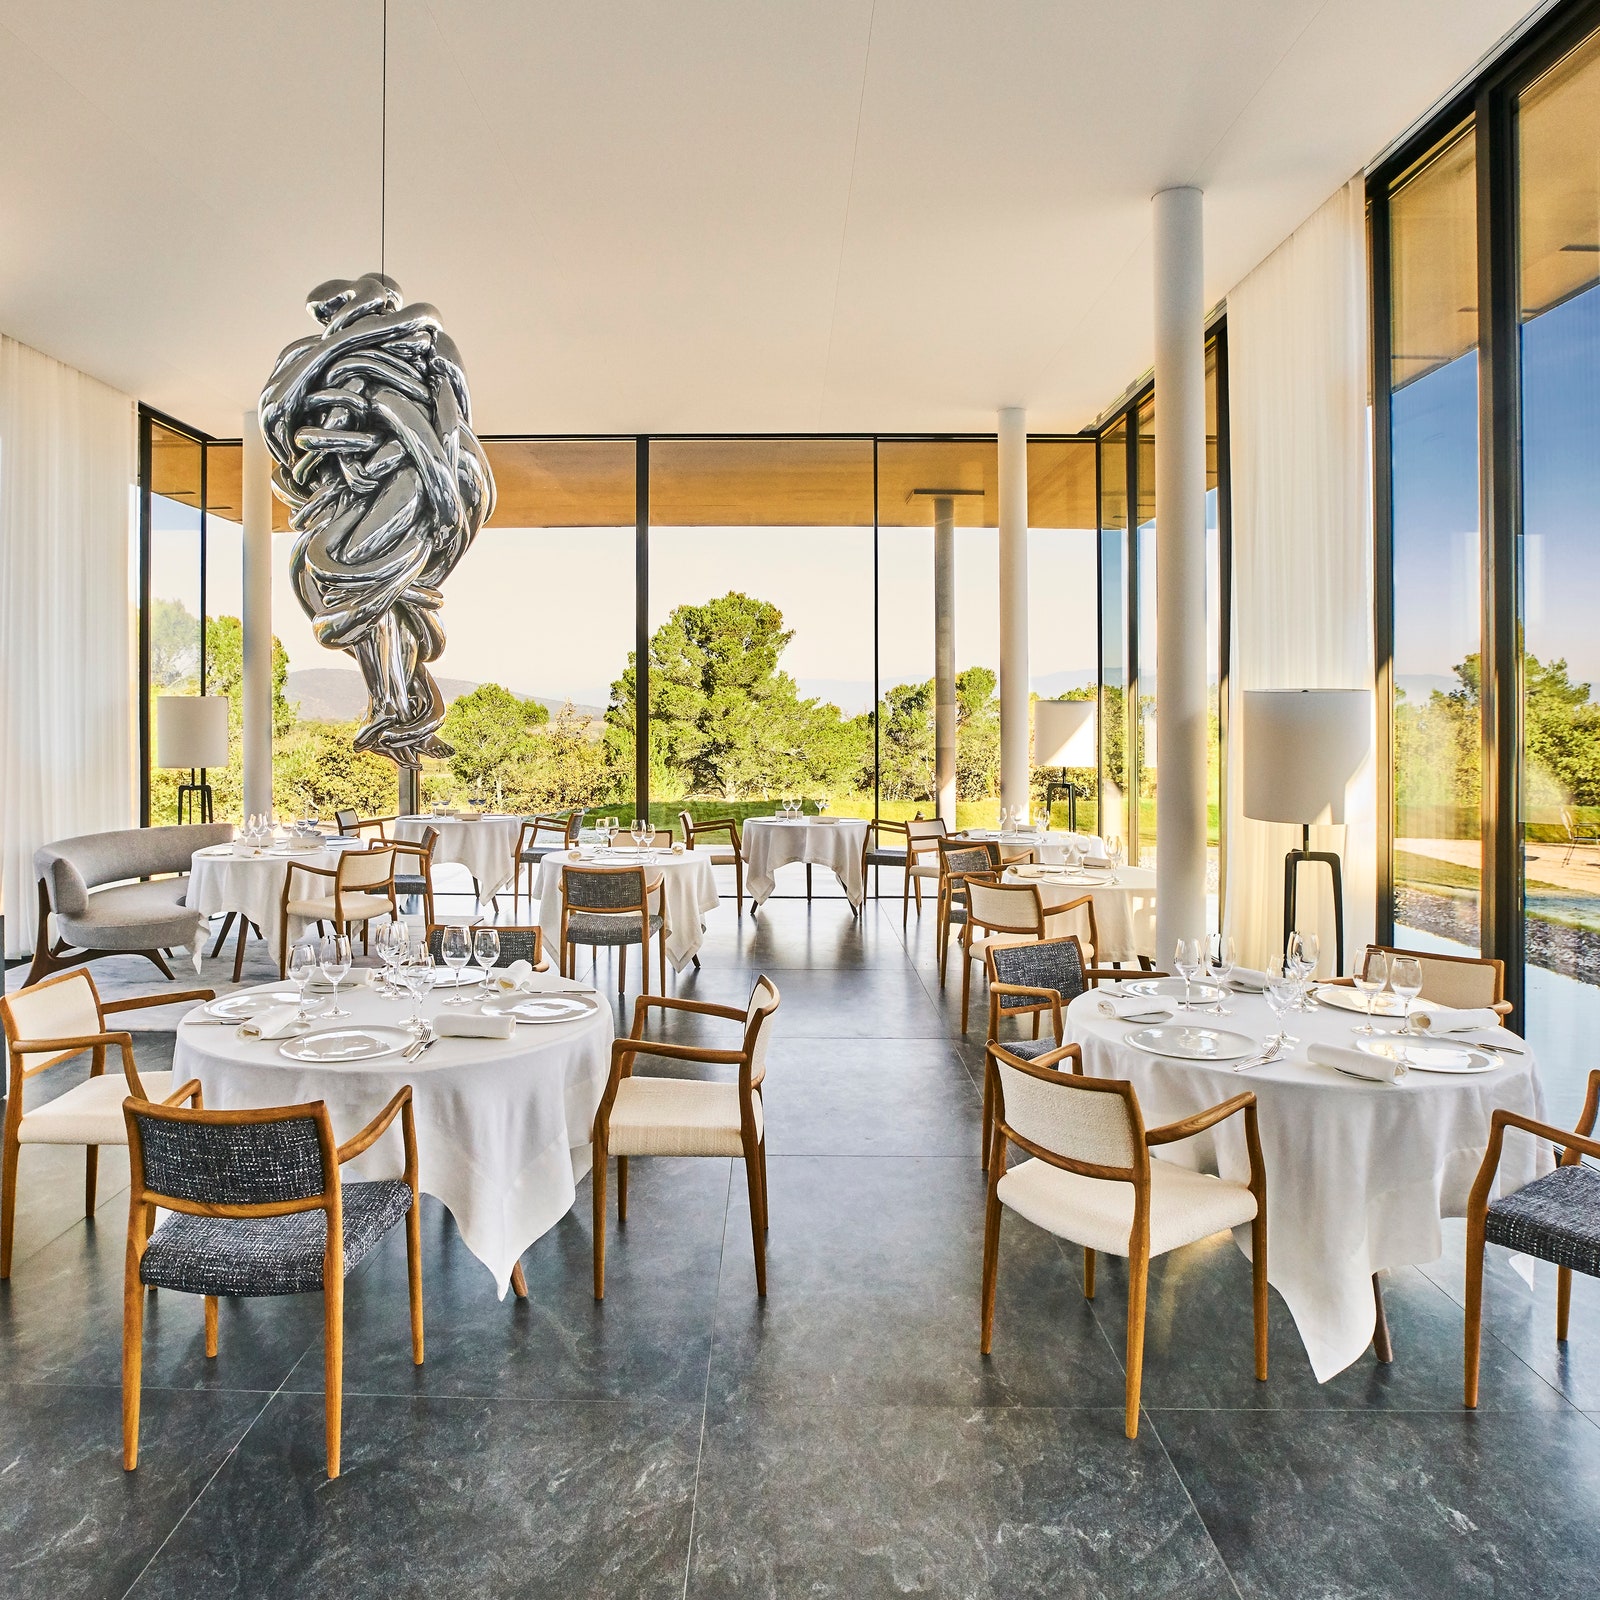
(1133, 397), (1158, 866)
(1385, 125), (1483, 955)
(1097, 419), (1129, 849)
(1517, 28), (1600, 1065)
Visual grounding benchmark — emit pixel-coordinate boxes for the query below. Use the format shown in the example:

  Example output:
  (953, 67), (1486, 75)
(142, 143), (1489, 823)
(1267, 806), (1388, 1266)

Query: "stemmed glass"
(815, 797), (829, 818)
(372, 922), (401, 993)
(631, 817), (650, 856)
(473, 926), (501, 985)
(1209, 934), (1237, 1016)
(1288, 931), (1320, 1010)
(1352, 949), (1388, 1035)
(1105, 835), (1124, 883)
(318, 933), (352, 1018)
(439, 925), (472, 1002)
(399, 949), (434, 1035)
(1390, 955), (1423, 1036)
(1264, 957), (1297, 1048)
(288, 942), (318, 1023)
(603, 817), (619, 852)
(1173, 938), (1204, 1012)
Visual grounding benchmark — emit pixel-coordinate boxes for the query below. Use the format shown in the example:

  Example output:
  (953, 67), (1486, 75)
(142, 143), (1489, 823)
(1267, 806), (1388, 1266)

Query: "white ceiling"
(0, 0), (1541, 437)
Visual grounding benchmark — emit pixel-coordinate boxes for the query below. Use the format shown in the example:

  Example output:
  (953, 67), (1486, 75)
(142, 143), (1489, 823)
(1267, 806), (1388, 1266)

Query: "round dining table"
(175, 976), (614, 1298)
(743, 816), (871, 909)
(534, 847), (720, 972)
(391, 813), (526, 902)
(1002, 864), (1157, 966)
(1063, 985), (1552, 1381)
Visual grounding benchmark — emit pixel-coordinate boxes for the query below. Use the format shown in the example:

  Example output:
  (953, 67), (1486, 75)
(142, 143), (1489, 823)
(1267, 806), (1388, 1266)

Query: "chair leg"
(145, 949), (176, 980)
(618, 942), (626, 995)
(980, 1172), (1003, 1354)
(408, 1198), (425, 1362)
(510, 1259), (528, 1299)
(85, 1144), (98, 1218)
(1558, 1265), (1573, 1342)
(618, 1156), (628, 1224)
(0, 1109), (20, 1279)
(757, 1138), (770, 1233)
(209, 912), (236, 959)
(1371, 1272), (1394, 1364)
(231, 914), (250, 984)
(1084, 1247), (1096, 1299)
(592, 1143), (608, 1300)
(1125, 1244), (1150, 1438)
(1464, 1211), (1487, 1407)
(1252, 1209), (1268, 1382)
(122, 1243), (145, 1470)
(806, 863), (813, 902)
(204, 1295), (219, 1358)
(960, 949), (973, 1033)
(741, 1133), (767, 1296)
(736, 859), (744, 917)
(980, 1051), (994, 1172)
(324, 1275), (344, 1479)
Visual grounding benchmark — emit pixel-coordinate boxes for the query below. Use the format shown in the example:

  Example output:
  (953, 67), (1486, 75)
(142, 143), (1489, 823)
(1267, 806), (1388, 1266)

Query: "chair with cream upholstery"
(1357, 944), (1510, 1014)
(957, 879), (1047, 1035)
(679, 811), (744, 916)
(591, 975), (779, 1299)
(935, 838), (1001, 985)
(278, 846), (398, 976)
(902, 817), (947, 927)
(982, 1042), (1267, 1437)
(0, 969), (213, 1278)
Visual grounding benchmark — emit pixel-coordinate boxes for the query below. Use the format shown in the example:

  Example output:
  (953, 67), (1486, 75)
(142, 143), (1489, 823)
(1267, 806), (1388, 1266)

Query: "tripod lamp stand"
(156, 696), (230, 824)
(1032, 699), (1096, 833)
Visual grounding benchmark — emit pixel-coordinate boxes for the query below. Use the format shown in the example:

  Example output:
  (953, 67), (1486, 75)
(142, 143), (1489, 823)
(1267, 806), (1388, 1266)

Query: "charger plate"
(278, 1025), (413, 1063)
(1355, 1038), (1496, 1075)
(1125, 1026), (1256, 1063)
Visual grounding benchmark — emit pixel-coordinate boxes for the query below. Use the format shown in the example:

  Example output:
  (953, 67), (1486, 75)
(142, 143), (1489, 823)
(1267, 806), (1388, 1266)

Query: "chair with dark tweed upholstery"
(559, 865), (664, 995)
(679, 810), (744, 917)
(1465, 1068), (1600, 1406)
(121, 1088), (423, 1479)
(426, 922), (545, 971)
(391, 826), (439, 923)
(511, 810), (583, 911)
(860, 819), (908, 905)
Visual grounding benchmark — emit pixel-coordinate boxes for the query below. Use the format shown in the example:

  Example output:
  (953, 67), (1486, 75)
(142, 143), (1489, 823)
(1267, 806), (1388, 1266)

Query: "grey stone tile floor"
(3, 880), (1598, 1597)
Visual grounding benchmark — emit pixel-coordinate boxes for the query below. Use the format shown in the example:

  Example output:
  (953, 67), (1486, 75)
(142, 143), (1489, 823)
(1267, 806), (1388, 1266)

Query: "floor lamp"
(1032, 699), (1097, 833)
(156, 696), (231, 824)
(1242, 689), (1370, 974)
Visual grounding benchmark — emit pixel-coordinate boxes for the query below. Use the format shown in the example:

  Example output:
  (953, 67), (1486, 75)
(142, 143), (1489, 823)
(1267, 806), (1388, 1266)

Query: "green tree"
(955, 665), (1000, 800)
(441, 683), (548, 793)
(150, 597), (200, 688)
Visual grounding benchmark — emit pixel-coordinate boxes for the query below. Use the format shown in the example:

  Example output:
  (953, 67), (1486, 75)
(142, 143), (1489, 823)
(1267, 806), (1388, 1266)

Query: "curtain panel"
(0, 334), (136, 958)
(1225, 178), (1377, 974)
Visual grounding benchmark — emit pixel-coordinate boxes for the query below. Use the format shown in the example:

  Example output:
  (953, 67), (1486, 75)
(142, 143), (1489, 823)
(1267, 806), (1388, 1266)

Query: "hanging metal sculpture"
(259, 273), (494, 769)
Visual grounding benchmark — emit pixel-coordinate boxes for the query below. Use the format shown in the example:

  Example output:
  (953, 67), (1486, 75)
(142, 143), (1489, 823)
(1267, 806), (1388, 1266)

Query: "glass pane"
(648, 439), (874, 886)
(1098, 422), (1128, 847)
(877, 439), (1000, 831)
(199, 442), (244, 823)
(1389, 125), (1482, 955)
(146, 422), (203, 824)
(1206, 340), (1223, 934)
(1027, 439), (1098, 835)
(1519, 33), (1600, 1087)
(1134, 397), (1157, 864)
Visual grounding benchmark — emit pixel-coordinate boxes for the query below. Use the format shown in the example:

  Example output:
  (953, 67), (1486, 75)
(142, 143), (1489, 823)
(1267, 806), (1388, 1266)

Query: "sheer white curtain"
(0, 334), (137, 959)
(1225, 178), (1376, 974)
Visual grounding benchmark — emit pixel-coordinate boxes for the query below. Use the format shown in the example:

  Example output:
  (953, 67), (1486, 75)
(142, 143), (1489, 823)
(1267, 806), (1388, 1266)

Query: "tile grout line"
(1145, 1407), (1248, 1600)
(681, 1157), (734, 1600)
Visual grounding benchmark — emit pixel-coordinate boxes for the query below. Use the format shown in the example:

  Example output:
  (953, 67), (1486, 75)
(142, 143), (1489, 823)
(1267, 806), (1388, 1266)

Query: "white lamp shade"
(1243, 689), (1370, 825)
(1032, 699), (1096, 767)
(156, 695), (230, 770)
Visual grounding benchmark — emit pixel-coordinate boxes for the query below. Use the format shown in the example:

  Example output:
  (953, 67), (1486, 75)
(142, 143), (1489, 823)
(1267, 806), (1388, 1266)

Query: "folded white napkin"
(434, 1011), (516, 1040)
(1409, 1007), (1501, 1035)
(237, 1005), (306, 1040)
(1227, 967), (1269, 992)
(1095, 995), (1176, 1023)
(1307, 1041), (1404, 1083)
(494, 959), (535, 993)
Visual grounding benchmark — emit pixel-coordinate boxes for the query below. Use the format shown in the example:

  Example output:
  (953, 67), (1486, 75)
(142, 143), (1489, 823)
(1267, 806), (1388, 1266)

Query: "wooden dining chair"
(1356, 944), (1510, 1013)
(957, 879), (1048, 1035)
(121, 1088), (422, 1478)
(591, 975), (780, 1299)
(903, 818), (947, 927)
(0, 969), (213, 1279)
(982, 1043), (1267, 1437)
(1465, 1068), (1600, 1406)
(511, 810), (583, 911)
(425, 922), (546, 971)
(1039, 890), (1102, 967)
(559, 865), (664, 994)
(390, 826), (439, 926)
(278, 846), (398, 976)
(679, 812), (742, 915)
(861, 818), (909, 902)
(935, 838), (1001, 984)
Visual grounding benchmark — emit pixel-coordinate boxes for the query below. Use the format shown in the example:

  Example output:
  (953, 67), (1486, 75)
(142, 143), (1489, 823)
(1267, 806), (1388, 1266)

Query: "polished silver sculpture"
(259, 273), (494, 768)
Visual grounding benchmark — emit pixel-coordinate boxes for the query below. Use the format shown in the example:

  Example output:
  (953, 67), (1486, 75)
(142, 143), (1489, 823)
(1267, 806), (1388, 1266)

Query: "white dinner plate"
(202, 990), (309, 1021)
(1312, 985), (1438, 1019)
(1125, 978), (1223, 1005)
(278, 1025), (414, 1063)
(1355, 1038), (1496, 1074)
(483, 993), (601, 1025)
(1124, 1026), (1258, 1063)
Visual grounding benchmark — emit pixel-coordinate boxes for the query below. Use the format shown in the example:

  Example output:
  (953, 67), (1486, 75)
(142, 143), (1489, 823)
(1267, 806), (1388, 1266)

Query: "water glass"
(1352, 949), (1388, 1034)
(319, 932), (352, 1017)
(1288, 931), (1320, 1010)
(1265, 957), (1296, 1033)
(400, 950), (434, 1033)
(1389, 955), (1423, 1035)
(473, 926), (501, 980)
(1209, 934), (1236, 1015)
(1173, 938), (1203, 1011)
(288, 942), (317, 1020)
(439, 925), (472, 1002)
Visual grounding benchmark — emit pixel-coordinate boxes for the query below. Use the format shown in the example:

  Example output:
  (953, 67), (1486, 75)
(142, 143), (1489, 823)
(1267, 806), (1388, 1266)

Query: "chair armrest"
(691, 818), (741, 848)
(1491, 1001), (1514, 1016)
(285, 862), (336, 884)
(10, 1030), (133, 1056)
(990, 1041), (1081, 1073)
(630, 994), (746, 1026)
(989, 982), (1062, 1004)
(1490, 1108), (1600, 1165)
(1084, 968), (1140, 984)
(161, 1079), (203, 1109)
(612, 1038), (745, 1067)
(1578, 1069), (1600, 1140)
(103, 988), (215, 1014)
(1145, 1092), (1256, 1148)
(337, 1085), (414, 1164)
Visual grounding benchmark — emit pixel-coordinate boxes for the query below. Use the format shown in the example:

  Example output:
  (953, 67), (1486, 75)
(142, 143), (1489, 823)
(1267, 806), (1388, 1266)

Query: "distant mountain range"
(285, 667), (605, 724)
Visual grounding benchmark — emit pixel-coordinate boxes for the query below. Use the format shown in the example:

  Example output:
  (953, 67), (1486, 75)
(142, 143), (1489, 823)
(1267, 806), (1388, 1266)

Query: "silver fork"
(403, 1026), (438, 1061)
(1234, 1033), (1288, 1072)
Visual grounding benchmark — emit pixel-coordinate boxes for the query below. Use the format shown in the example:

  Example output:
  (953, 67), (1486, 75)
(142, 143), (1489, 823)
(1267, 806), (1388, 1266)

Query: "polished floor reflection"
(2, 897), (1598, 1598)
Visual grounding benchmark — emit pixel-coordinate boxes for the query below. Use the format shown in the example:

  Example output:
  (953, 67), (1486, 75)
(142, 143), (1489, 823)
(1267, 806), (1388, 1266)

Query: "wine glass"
(1351, 949), (1388, 1035)
(288, 942), (318, 1021)
(1264, 957), (1295, 1043)
(1105, 834), (1124, 882)
(1288, 931), (1320, 1010)
(438, 925), (472, 1002)
(603, 817), (618, 851)
(473, 926), (501, 983)
(1173, 938), (1203, 1012)
(815, 796), (829, 818)
(1209, 934), (1237, 1016)
(319, 932), (352, 1018)
(1390, 955), (1423, 1035)
(399, 948), (434, 1035)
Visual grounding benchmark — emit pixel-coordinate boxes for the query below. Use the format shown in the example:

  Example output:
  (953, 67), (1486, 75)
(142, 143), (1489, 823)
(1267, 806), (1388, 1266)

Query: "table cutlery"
(1234, 1033), (1288, 1072)
(403, 1028), (438, 1061)
(1466, 1038), (1526, 1056)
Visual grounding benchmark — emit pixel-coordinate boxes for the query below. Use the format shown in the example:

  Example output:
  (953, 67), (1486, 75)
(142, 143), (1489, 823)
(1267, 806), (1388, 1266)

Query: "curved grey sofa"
(28, 823), (234, 986)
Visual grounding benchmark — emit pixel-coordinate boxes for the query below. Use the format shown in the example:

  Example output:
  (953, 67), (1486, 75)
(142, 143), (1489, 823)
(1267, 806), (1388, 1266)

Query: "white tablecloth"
(1002, 865), (1157, 965)
(1063, 989), (1551, 1381)
(392, 815), (525, 901)
(744, 818), (870, 908)
(535, 849), (720, 972)
(964, 829), (1107, 866)
(189, 843), (352, 960)
(175, 978), (613, 1297)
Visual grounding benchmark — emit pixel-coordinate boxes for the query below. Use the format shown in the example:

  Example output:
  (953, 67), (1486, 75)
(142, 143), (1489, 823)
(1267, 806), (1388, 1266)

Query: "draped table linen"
(392, 814), (525, 902)
(1001, 865), (1157, 965)
(175, 979), (613, 1297)
(188, 842), (354, 958)
(1063, 989), (1550, 1381)
(534, 849), (720, 972)
(743, 818), (870, 908)
(963, 829), (1107, 866)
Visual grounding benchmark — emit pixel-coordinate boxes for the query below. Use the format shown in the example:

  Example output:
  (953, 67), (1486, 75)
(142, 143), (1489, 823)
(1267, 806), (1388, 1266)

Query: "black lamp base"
(176, 769), (213, 825)
(1283, 822), (1344, 974)
(1044, 776), (1080, 833)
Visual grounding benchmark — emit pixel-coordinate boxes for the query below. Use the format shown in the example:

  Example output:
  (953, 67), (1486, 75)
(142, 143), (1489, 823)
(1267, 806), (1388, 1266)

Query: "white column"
(241, 411), (274, 819)
(1153, 184), (1208, 963)
(934, 495), (957, 825)
(998, 407), (1030, 819)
